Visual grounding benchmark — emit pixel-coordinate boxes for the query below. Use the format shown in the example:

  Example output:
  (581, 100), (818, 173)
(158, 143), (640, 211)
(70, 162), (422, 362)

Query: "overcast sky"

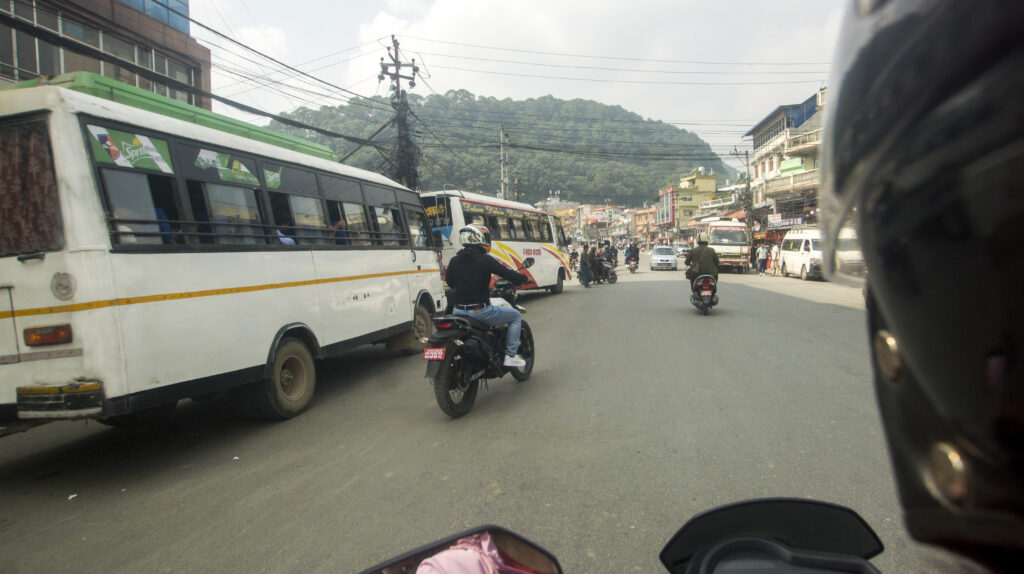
(188, 0), (846, 174)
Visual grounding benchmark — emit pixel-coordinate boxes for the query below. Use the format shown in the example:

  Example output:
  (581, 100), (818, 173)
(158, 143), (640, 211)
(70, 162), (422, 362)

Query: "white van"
(779, 226), (823, 280)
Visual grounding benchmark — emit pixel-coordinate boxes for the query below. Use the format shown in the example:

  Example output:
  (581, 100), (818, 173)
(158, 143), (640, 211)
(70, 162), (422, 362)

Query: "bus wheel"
(389, 305), (434, 355)
(253, 337), (316, 419)
(549, 270), (564, 294)
(99, 401), (177, 428)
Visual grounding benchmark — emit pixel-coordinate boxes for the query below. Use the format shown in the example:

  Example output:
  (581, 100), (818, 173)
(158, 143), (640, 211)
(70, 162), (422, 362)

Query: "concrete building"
(0, 0), (212, 109)
(744, 88), (826, 243)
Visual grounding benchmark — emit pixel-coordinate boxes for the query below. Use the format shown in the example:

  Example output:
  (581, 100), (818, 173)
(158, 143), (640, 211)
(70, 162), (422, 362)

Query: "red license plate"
(423, 347), (446, 360)
(701, 290), (712, 296)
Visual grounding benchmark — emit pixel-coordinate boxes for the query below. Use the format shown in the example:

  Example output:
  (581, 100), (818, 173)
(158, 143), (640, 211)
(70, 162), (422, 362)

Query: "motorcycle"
(359, 498), (884, 574)
(422, 258), (536, 418)
(595, 259), (618, 284)
(627, 257), (639, 274)
(690, 274), (718, 315)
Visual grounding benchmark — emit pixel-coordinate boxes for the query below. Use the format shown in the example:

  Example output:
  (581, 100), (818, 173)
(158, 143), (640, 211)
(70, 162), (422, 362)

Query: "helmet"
(697, 232), (709, 244)
(459, 224), (491, 252)
(821, 1), (1024, 567)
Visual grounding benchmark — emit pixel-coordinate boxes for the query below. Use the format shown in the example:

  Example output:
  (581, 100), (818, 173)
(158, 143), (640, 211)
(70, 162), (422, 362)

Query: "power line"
(403, 36), (832, 66)
(429, 65), (824, 86)
(415, 51), (830, 76)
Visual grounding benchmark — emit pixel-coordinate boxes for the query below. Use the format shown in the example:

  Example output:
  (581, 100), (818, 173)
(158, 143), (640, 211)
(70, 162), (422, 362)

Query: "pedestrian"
(756, 243), (768, 275)
(771, 243), (780, 276)
(579, 243), (592, 287)
(587, 245), (600, 283)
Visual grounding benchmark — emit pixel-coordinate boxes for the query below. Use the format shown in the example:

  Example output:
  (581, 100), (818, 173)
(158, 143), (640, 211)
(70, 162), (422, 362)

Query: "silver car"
(650, 246), (678, 270)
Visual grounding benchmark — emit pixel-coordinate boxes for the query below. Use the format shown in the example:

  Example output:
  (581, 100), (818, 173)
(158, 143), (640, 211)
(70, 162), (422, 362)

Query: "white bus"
(420, 190), (573, 294)
(0, 72), (445, 434)
(691, 217), (751, 273)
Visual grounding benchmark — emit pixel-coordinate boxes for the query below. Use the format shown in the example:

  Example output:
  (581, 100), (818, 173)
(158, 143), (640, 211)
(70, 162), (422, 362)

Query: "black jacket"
(446, 246), (528, 305)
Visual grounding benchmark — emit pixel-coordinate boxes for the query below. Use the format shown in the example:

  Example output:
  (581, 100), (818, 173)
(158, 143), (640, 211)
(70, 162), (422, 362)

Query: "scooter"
(690, 274), (718, 315)
(359, 498), (884, 574)
(422, 258), (535, 418)
(596, 259), (618, 284)
(627, 257), (639, 274)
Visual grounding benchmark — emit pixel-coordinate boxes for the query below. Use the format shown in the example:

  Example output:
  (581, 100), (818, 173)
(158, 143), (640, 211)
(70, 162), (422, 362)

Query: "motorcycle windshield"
(660, 499), (883, 573)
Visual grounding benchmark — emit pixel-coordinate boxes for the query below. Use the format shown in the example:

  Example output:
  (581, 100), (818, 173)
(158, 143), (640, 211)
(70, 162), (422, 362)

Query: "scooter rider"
(821, 1), (1024, 571)
(445, 224), (529, 368)
(625, 243), (640, 266)
(684, 232), (719, 286)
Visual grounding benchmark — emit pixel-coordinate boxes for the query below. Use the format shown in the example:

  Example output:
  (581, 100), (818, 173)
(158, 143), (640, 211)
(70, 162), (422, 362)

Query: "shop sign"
(767, 217), (804, 228)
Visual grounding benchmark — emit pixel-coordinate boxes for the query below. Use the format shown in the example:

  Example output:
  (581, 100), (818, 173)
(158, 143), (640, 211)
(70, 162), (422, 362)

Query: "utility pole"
(379, 35), (419, 189)
(732, 146), (754, 249)
(499, 126), (507, 199)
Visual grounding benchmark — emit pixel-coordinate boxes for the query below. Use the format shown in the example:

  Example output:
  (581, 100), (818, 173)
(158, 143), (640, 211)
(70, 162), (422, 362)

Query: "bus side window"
(467, 213), (486, 226)
(202, 182), (266, 245)
(101, 169), (181, 245)
(326, 200), (350, 246)
(403, 206), (432, 249)
(265, 164), (325, 246)
(342, 202), (372, 246)
(511, 218), (527, 241)
(523, 219), (537, 241)
(539, 220), (553, 242)
(271, 192), (326, 246)
(494, 216), (512, 240)
(374, 205), (405, 246)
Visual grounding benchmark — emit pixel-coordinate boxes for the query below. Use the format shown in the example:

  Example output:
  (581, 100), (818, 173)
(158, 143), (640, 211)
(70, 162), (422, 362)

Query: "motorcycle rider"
(683, 232), (719, 286)
(820, 1), (1024, 572)
(625, 242), (640, 267)
(445, 224), (529, 368)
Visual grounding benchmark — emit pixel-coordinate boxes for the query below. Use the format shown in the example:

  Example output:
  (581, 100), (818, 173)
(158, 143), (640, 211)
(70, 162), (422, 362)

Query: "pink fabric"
(416, 533), (537, 574)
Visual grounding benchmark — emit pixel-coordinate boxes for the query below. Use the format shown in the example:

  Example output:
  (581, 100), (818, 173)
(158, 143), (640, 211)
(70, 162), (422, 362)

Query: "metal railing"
(764, 168), (820, 195)
(698, 195), (738, 210)
(785, 129), (821, 153)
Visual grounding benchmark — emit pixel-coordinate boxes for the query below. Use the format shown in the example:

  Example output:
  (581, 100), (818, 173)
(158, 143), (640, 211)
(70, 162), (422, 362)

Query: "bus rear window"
(0, 116), (63, 257)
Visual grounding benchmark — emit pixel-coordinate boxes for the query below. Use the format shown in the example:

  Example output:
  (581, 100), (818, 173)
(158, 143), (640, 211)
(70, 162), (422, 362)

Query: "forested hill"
(270, 89), (735, 206)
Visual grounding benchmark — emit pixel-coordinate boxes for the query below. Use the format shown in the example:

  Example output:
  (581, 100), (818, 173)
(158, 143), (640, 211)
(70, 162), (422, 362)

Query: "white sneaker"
(503, 355), (527, 368)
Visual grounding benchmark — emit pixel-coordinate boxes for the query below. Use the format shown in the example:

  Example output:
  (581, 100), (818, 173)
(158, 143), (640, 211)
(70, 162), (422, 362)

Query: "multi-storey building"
(0, 0), (212, 108)
(745, 88), (826, 242)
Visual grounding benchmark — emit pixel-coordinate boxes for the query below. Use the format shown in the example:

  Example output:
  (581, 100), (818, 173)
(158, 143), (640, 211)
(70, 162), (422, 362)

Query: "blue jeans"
(453, 304), (522, 357)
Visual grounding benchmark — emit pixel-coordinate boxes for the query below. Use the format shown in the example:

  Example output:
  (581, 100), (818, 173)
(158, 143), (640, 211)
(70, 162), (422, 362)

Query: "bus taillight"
(24, 324), (73, 346)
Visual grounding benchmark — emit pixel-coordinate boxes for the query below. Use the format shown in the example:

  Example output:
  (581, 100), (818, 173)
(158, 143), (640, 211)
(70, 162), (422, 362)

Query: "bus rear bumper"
(15, 380), (104, 420)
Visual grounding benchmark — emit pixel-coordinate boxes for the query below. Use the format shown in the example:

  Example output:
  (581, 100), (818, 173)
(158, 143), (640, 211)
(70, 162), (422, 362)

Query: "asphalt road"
(0, 260), (976, 573)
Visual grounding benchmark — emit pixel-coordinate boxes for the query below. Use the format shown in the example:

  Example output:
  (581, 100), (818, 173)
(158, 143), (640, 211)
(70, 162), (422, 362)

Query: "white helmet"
(698, 232), (709, 243)
(459, 224), (491, 252)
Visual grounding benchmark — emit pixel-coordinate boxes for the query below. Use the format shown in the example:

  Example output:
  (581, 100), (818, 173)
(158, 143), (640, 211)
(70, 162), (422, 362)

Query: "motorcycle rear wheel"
(511, 322), (535, 381)
(433, 354), (478, 418)
(607, 270), (618, 284)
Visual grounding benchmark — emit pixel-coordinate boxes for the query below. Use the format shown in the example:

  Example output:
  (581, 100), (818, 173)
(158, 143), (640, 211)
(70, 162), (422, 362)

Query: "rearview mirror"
(521, 257), (536, 269)
(359, 526), (561, 574)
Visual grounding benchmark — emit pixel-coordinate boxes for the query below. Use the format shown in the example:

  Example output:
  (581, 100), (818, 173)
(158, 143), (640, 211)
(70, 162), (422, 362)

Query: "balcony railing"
(698, 195), (737, 210)
(765, 168), (819, 196)
(785, 129), (821, 155)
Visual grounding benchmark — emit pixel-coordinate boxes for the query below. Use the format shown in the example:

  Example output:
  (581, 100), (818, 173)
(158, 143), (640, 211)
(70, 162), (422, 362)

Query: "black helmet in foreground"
(820, 1), (1024, 571)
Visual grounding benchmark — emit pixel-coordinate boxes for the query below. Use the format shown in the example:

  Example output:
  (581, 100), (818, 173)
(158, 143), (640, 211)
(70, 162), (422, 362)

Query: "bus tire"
(252, 337), (316, 419)
(387, 304), (434, 355)
(549, 270), (564, 294)
(99, 400), (177, 428)
(781, 263), (789, 277)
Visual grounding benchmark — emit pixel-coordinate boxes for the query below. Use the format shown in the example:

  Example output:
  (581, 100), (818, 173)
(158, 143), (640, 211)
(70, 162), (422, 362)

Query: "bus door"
(402, 202), (443, 308)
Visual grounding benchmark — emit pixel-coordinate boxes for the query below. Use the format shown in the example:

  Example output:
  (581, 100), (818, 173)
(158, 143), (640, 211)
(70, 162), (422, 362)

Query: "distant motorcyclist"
(684, 232), (719, 286)
(445, 224), (529, 368)
(625, 243), (640, 265)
